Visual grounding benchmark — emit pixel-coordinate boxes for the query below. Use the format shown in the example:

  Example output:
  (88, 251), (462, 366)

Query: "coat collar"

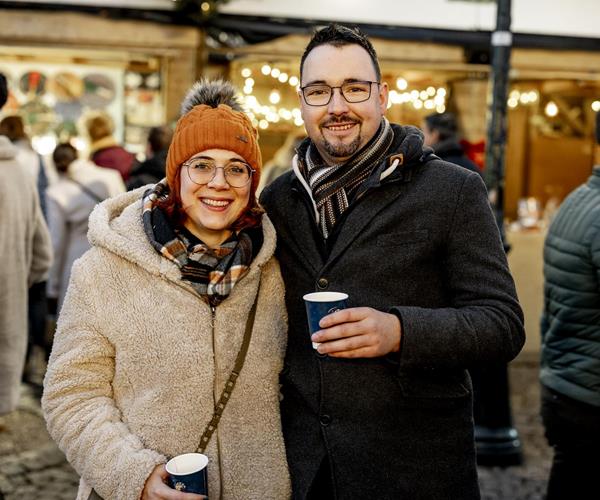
(286, 123), (430, 267)
(88, 188), (277, 285)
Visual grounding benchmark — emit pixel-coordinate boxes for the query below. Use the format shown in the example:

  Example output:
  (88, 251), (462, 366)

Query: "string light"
(269, 90), (281, 104)
(592, 100), (600, 112)
(545, 101), (558, 117)
(238, 65), (447, 128)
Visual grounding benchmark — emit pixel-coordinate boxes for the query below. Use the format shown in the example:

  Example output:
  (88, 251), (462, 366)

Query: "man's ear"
(378, 82), (389, 114)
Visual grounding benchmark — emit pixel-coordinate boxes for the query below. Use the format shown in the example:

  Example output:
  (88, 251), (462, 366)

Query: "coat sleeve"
(28, 190), (52, 287)
(392, 173), (525, 370)
(42, 256), (166, 500)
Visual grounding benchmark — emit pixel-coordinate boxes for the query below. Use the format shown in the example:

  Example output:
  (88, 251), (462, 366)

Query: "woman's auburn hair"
(154, 167), (264, 232)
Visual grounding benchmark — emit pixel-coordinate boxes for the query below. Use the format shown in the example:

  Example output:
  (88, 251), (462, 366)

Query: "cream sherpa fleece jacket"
(42, 188), (291, 500)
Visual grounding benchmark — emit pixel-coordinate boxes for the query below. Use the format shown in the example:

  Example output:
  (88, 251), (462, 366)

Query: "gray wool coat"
(260, 125), (525, 500)
(0, 136), (52, 414)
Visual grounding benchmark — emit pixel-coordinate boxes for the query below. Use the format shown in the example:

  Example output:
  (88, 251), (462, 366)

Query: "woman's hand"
(142, 464), (207, 500)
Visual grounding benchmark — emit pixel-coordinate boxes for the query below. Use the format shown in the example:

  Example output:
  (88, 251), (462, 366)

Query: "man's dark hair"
(147, 126), (173, 154)
(424, 112), (458, 142)
(53, 142), (78, 173)
(300, 24), (381, 82)
(0, 73), (8, 109)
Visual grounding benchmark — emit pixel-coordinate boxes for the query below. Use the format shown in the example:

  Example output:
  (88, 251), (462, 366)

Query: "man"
(261, 24), (524, 499)
(540, 112), (600, 500)
(126, 125), (173, 190)
(422, 111), (481, 174)
(0, 73), (52, 414)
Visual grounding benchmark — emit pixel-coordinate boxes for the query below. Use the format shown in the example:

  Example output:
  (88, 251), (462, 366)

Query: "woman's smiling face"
(179, 148), (251, 247)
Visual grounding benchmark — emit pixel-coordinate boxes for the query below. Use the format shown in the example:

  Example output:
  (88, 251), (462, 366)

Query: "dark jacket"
(92, 145), (135, 182)
(433, 138), (481, 175)
(126, 150), (167, 190)
(541, 166), (600, 407)
(261, 124), (524, 500)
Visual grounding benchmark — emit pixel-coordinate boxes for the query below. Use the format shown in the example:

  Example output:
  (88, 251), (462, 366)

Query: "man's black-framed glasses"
(301, 81), (379, 106)
(182, 159), (255, 188)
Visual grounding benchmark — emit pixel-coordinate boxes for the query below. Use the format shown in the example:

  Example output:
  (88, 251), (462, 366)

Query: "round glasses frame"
(182, 160), (255, 188)
(300, 80), (380, 106)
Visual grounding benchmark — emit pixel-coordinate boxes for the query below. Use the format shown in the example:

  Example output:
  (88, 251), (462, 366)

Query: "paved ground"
(0, 353), (551, 499)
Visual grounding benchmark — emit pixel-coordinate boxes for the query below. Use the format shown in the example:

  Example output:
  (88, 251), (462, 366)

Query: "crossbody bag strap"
(67, 177), (105, 203)
(196, 283), (259, 453)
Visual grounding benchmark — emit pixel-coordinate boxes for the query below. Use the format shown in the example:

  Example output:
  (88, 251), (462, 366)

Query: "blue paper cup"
(166, 453), (208, 497)
(303, 291), (349, 349)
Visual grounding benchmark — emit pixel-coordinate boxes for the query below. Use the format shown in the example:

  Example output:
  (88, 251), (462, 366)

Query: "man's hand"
(312, 307), (401, 358)
(142, 464), (206, 500)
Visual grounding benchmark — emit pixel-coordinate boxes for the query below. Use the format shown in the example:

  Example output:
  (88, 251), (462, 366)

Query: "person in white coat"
(42, 80), (291, 500)
(0, 73), (52, 414)
(46, 143), (125, 311)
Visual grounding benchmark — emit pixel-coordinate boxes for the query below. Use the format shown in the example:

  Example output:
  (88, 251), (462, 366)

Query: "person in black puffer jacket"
(126, 126), (173, 190)
(423, 112), (481, 175)
(540, 112), (600, 500)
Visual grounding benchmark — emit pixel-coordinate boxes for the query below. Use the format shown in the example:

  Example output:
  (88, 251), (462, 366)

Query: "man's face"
(299, 44), (388, 165)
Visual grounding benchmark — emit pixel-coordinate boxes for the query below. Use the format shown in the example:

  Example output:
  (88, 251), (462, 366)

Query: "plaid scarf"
(142, 180), (260, 306)
(303, 117), (394, 238)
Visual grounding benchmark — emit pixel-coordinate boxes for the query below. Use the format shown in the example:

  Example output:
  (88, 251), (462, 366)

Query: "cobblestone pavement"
(0, 355), (551, 499)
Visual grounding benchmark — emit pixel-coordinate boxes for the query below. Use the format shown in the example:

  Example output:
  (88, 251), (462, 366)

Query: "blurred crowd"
(0, 90), (174, 395)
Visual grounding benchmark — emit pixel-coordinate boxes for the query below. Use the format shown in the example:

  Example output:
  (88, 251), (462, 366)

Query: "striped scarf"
(142, 180), (259, 306)
(304, 117), (394, 238)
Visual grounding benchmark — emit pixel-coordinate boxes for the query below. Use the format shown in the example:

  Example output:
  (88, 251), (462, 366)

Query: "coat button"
(320, 414), (332, 426)
(317, 278), (328, 289)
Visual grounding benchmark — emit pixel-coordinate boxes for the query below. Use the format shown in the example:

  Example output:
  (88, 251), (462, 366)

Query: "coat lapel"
(326, 182), (405, 266)
(280, 187), (324, 274)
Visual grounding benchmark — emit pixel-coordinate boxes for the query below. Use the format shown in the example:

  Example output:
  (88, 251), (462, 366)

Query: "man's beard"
(318, 119), (362, 159)
(320, 135), (361, 159)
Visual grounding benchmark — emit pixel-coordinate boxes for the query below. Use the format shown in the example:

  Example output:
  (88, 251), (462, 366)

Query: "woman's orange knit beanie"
(166, 80), (261, 194)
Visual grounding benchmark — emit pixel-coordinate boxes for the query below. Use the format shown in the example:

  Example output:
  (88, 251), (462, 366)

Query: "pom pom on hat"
(166, 79), (261, 193)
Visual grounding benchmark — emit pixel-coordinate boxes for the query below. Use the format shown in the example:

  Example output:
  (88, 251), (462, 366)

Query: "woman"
(46, 143), (125, 312)
(86, 113), (136, 182)
(42, 80), (291, 500)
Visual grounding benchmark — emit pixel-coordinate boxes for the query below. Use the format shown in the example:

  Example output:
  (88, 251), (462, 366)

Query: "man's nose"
(327, 88), (349, 114)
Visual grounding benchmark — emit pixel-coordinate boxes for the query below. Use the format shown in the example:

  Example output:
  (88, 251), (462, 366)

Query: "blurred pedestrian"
(0, 114), (57, 372)
(540, 112), (600, 500)
(0, 72), (52, 414)
(43, 80), (290, 500)
(86, 113), (136, 182)
(0, 114), (57, 215)
(46, 143), (124, 312)
(257, 130), (305, 194)
(422, 111), (481, 174)
(127, 125), (173, 190)
(260, 24), (524, 499)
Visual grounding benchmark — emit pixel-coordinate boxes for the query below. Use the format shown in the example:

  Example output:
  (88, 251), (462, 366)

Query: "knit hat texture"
(166, 80), (261, 193)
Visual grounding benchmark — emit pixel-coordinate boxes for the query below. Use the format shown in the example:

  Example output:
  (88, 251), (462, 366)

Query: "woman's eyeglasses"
(182, 159), (254, 188)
